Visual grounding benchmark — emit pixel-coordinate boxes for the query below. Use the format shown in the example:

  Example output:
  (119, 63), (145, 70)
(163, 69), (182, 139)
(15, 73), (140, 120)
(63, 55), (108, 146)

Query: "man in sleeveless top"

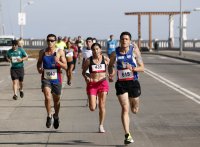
(37, 34), (67, 129)
(108, 32), (144, 145)
(82, 43), (110, 133)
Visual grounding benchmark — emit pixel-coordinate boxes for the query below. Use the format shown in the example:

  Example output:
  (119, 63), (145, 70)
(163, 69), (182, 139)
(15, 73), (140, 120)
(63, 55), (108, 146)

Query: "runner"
(6, 40), (28, 100)
(82, 42), (110, 133)
(55, 36), (66, 50)
(108, 31), (144, 145)
(107, 34), (117, 58)
(65, 41), (75, 86)
(37, 34), (67, 129)
(82, 37), (93, 106)
(82, 37), (93, 70)
(75, 36), (84, 64)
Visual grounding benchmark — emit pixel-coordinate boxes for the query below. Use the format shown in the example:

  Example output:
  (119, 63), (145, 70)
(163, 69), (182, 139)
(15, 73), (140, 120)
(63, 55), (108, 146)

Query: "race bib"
(109, 44), (115, 48)
(66, 51), (73, 57)
(117, 69), (134, 81)
(91, 64), (106, 72)
(11, 56), (20, 63)
(44, 69), (58, 80)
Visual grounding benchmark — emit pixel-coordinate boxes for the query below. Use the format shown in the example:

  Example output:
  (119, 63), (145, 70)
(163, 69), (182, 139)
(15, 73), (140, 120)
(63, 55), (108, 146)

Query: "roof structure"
(125, 11), (191, 49)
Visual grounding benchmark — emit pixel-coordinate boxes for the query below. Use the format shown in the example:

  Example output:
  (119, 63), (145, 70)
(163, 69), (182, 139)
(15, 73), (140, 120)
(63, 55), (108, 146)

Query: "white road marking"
(145, 68), (200, 104)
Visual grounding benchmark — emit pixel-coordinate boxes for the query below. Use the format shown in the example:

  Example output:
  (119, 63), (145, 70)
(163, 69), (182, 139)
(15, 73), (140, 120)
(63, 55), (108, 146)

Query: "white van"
(0, 35), (15, 62)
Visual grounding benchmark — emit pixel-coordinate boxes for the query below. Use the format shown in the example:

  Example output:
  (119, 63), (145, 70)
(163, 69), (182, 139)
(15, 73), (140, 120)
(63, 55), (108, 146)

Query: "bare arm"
(134, 43), (144, 72)
(82, 58), (90, 83)
(108, 51), (116, 82)
(37, 49), (44, 74)
(55, 49), (67, 70)
(82, 58), (86, 69)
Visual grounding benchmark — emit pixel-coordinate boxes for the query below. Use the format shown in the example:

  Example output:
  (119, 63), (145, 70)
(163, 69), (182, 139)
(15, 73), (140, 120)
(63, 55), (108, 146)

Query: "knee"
(89, 106), (96, 111)
(131, 107), (139, 114)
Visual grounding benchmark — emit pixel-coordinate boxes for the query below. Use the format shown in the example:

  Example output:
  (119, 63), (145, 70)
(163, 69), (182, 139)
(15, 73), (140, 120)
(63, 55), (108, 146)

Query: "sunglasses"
(47, 39), (56, 43)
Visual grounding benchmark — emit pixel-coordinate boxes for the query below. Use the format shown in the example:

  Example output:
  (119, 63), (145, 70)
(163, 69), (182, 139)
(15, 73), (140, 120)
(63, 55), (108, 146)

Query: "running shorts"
(10, 67), (24, 81)
(115, 80), (141, 98)
(87, 79), (109, 96)
(41, 79), (62, 96)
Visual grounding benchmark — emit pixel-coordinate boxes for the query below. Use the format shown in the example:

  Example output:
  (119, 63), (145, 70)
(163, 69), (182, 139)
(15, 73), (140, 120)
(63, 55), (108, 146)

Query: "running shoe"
(46, 116), (52, 128)
(67, 81), (71, 86)
(53, 114), (59, 129)
(99, 125), (106, 133)
(20, 90), (24, 98)
(124, 133), (134, 145)
(13, 95), (18, 100)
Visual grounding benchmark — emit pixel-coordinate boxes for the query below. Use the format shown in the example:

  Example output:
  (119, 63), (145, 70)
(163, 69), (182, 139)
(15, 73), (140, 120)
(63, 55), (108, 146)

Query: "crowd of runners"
(6, 31), (144, 145)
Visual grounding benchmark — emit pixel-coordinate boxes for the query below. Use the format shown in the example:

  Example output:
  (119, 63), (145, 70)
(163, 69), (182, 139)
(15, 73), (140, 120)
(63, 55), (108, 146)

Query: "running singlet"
(65, 48), (74, 57)
(89, 56), (106, 73)
(42, 50), (62, 84)
(107, 40), (117, 55)
(116, 46), (138, 81)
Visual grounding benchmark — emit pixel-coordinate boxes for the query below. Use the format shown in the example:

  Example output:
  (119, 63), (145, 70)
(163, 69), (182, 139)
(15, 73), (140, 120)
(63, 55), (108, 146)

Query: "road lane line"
(145, 68), (200, 104)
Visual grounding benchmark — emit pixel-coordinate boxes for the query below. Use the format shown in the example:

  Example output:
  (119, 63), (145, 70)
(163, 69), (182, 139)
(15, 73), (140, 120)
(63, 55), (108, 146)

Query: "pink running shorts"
(86, 79), (109, 96)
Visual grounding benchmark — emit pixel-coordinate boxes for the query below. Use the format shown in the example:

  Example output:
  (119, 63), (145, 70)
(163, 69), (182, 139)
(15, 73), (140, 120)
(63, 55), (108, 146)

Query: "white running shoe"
(99, 125), (105, 133)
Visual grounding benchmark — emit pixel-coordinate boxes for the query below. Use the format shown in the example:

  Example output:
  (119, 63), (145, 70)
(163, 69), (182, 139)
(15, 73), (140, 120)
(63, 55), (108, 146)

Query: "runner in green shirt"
(6, 40), (28, 100)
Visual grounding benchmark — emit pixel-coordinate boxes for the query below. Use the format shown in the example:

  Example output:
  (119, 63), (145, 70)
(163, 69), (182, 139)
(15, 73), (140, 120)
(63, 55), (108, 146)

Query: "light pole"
(19, 0), (34, 38)
(179, 0), (183, 56)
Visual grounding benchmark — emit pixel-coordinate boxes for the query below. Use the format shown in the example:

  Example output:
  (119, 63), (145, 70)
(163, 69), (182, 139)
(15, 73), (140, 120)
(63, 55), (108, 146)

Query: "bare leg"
(118, 93), (130, 134)
(130, 97), (139, 114)
(98, 92), (107, 126)
(52, 93), (60, 117)
(19, 81), (23, 91)
(12, 80), (19, 95)
(88, 95), (97, 111)
(43, 87), (52, 116)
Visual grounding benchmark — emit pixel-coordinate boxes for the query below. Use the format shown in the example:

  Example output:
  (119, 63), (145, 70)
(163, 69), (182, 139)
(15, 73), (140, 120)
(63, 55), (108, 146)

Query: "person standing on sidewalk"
(6, 40), (28, 100)
(82, 42), (110, 133)
(108, 31), (144, 145)
(37, 34), (67, 129)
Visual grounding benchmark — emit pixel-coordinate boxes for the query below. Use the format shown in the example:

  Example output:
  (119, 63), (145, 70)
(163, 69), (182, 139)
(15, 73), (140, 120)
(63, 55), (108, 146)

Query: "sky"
(0, 0), (200, 41)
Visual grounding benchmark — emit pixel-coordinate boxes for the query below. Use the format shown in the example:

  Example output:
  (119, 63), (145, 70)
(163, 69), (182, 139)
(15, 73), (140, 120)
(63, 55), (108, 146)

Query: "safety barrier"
(23, 39), (200, 51)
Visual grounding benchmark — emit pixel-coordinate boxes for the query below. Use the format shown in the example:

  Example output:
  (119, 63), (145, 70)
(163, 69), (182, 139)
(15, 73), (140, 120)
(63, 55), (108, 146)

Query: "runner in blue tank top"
(37, 34), (67, 129)
(108, 32), (144, 145)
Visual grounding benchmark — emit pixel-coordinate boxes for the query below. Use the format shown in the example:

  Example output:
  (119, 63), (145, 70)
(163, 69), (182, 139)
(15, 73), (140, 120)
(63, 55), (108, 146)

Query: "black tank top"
(89, 55), (106, 73)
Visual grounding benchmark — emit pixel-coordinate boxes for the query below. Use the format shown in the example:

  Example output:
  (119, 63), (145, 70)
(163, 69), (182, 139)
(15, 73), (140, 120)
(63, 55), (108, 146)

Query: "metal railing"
(23, 39), (200, 51)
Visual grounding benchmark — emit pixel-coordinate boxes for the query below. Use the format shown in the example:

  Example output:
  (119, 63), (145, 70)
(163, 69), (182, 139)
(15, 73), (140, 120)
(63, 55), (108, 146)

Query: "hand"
(38, 67), (43, 74)
(108, 74), (114, 82)
(17, 58), (23, 62)
(54, 56), (60, 64)
(7, 59), (11, 63)
(126, 63), (133, 71)
(85, 77), (91, 83)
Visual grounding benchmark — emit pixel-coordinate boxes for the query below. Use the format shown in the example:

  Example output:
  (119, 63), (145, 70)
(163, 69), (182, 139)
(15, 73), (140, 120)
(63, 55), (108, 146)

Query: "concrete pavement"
(143, 50), (200, 64)
(0, 50), (200, 147)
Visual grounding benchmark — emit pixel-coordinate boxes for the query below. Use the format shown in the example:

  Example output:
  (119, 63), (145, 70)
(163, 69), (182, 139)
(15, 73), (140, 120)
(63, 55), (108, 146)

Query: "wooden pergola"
(125, 11), (190, 49)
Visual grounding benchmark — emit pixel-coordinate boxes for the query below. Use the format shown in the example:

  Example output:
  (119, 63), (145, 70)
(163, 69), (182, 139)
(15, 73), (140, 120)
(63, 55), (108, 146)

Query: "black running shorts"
(10, 67), (24, 81)
(115, 80), (141, 98)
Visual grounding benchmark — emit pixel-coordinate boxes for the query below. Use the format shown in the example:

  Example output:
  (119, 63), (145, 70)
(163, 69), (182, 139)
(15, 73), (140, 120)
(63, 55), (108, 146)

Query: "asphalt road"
(0, 54), (200, 147)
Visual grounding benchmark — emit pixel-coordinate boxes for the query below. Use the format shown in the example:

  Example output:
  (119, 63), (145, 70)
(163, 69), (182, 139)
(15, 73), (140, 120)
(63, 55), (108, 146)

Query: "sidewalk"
(143, 50), (200, 64)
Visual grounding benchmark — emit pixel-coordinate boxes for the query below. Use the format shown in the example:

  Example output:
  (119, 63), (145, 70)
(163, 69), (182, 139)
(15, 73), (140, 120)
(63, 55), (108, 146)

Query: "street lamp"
(179, 0), (183, 56)
(19, 0), (34, 38)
